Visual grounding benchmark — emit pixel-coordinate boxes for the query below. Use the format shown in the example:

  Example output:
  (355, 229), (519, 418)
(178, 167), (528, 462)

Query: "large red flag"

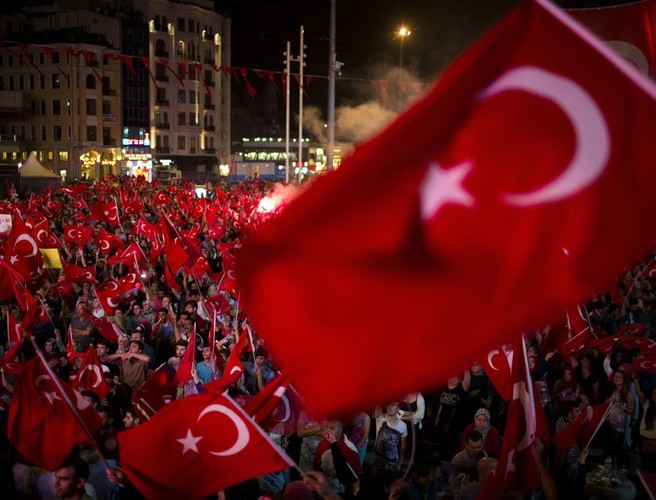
(238, 0), (656, 418)
(72, 346), (112, 400)
(174, 326), (196, 386)
(117, 390), (295, 499)
(7, 355), (103, 471)
(61, 259), (96, 285)
(131, 363), (177, 421)
(480, 345), (513, 401)
(1, 212), (41, 279)
(552, 402), (611, 451)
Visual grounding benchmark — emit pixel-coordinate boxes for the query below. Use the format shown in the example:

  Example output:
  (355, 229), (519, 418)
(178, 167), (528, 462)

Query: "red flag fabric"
(568, 0), (656, 78)
(131, 363), (177, 421)
(1, 212), (41, 279)
(160, 213), (190, 273)
(72, 346), (112, 400)
(481, 345), (513, 401)
(634, 356), (656, 375)
(62, 224), (94, 247)
(579, 401), (613, 449)
(61, 259), (96, 285)
(552, 402), (611, 451)
(174, 326), (196, 386)
(95, 278), (123, 315)
(82, 310), (120, 344)
(238, 0), (656, 418)
(7, 355), (103, 471)
(107, 241), (147, 270)
(117, 390), (294, 499)
(95, 227), (126, 255)
(486, 338), (539, 496)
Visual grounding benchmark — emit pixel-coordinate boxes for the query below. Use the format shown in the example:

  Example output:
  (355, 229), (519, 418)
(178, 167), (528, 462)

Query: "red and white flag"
(117, 390), (295, 498)
(484, 337), (539, 496)
(481, 345), (513, 401)
(238, 0), (656, 417)
(95, 278), (123, 315)
(61, 259), (96, 285)
(1, 212), (41, 279)
(7, 354), (102, 471)
(553, 402), (612, 451)
(72, 346), (112, 400)
(131, 363), (177, 421)
(95, 227), (126, 255)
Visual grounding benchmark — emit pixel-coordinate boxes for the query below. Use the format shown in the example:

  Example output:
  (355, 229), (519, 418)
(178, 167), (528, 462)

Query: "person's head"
(414, 455), (441, 487)
(176, 339), (188, 358)
(75, 301), (88, 315)
(131, 330), (145, 343)
(202, 346), (211, 360)
(612, 370), (627, 388)
(464, 429), (484, 458)
(95, 339), (110, 358)
(44, 337), (57, 354)
(324, 420), (344, 440)
(54, 455), (89, 498)
(477, 457), (498, 482)
(117, 334), (130, 350)
(157, 308), (168, 321)
(255, 347), (268, 367)
(561, 400), (581, 422)
(184, 301), (197, 314)
(123, 407), (140, 429)
(131, 303), (142, 315)
(161, 295), (171, 309)
(385, 402), (400, 416)
(129, 340), (144, 354)
(474, 408), (491, 430)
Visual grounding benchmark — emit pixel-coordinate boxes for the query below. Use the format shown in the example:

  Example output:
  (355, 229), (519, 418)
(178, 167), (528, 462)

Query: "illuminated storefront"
(122, 128), (153, 181)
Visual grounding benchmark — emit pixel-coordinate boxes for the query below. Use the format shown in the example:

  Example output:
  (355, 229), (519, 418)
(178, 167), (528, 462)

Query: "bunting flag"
(7, 354), (103, 471)
(117, 391), (295, 499)
(238, 0), (656, 418)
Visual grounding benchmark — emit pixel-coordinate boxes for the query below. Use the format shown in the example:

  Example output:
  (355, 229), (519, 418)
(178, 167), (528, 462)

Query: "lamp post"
(398, 26), (411, 70)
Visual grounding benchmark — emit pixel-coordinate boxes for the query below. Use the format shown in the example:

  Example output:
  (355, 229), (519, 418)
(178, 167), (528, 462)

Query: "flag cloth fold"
(238, 0), (656, 418)
(7, 355), (102, 471)
(117, 390), (295, 499)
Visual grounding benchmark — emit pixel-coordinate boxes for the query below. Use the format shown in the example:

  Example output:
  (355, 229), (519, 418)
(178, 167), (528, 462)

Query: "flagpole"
(584, 401), (613, 450)
(28, 336), (113, 471)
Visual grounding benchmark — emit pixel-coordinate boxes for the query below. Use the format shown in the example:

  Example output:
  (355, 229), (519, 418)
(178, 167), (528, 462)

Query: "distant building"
(0, 0), (230, 183)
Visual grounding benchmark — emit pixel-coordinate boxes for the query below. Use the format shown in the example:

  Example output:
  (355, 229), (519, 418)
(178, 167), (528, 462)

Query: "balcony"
(155, 74), (169, 83)
(155, 99), (169, 106)
(203, 147), (216, 154)
(103, 114), (116, 122)
(204, 103), (215, 111)
(155, 146), (171, 153)
(103, 139), (117, 146)
(155, 50), (169, 57)
(203, 124), (215, 131)
(102, 89), (116, 97)
(155, 122), (170, 129)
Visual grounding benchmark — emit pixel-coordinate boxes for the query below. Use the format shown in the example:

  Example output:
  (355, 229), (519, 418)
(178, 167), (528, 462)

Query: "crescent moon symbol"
(229, 365), (242, 375)
(15, 234), (38, 257)
(275, 392), (291, 423)
(107, 298), (119, 308)
(480, 66), (610, 207)
(197, 404), (250, 457)
(226, 270), (237, 281)
(100, 240), (110, 251)
(607, 40), (649, 75)
(641, 361), (653, 370)
(106, 280), (119, 291)
(73, 388), (92, 410)
(35, 374), (51, 388)
(79, 364), (103, 388)
(36, 229), (47, 244)
(487, 350), (500, 371)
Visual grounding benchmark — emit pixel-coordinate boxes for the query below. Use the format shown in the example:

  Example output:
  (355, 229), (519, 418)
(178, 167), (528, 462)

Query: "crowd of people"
(0, 174), (655, 499)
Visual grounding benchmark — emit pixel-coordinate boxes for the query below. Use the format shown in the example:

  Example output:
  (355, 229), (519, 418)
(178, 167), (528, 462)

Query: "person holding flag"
(553, 401), (589, 498)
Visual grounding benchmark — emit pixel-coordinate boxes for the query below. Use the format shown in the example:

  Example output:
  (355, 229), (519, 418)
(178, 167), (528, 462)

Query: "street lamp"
(398, 26), (411, 69)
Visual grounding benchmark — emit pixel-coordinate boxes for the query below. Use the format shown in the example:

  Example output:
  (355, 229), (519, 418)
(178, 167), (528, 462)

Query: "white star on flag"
(177, 429), (202, 455)
(39, 391), (61, 405)
(419, 160), (475, 221)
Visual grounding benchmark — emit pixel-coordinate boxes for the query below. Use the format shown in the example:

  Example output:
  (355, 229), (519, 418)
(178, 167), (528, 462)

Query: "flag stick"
(28, 336), (113, 471)
(584, 401), (613, 450)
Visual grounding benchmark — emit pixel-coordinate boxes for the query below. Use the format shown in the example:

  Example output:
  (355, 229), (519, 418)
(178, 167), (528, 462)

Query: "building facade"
(0, 0), (230, 183)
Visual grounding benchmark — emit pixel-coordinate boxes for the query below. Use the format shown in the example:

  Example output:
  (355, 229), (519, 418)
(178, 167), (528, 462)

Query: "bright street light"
(397, 26), (411, 69)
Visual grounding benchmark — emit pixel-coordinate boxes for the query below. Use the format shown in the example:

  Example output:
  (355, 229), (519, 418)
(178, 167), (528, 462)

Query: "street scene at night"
(1, 0), (656, 498)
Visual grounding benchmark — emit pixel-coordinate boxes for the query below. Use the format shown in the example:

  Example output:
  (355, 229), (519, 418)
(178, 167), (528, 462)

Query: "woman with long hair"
(604, 370), (634, 469)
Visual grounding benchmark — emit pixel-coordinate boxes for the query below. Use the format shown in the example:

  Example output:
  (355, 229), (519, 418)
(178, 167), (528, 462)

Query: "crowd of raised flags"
(3, 0), (656, 498)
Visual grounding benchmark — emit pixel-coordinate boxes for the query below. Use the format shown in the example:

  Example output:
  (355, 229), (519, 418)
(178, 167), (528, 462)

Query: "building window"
(189, 90), (196, 104)
(178, 89), (185, 103)
(87, 126), (97, 142)
(40, 100), (46, 115)
(59, 151), (68, 161)
(41, 125), (46, 140)
(31, 126), (36, 141)
(53, 125), (62, 141)
(189, 112), (196, 125)
(40, 74), (45, 89)
(102, 100), (111, 114)
(188, 19), (194, 32)
(52, 73), (61, 89)
(52, 100), (61, 115)
(178, 17), (185, 31)
(86, 74), (96, 89)
(86, 99), (97, 115)
(19, 75), (24, 90)
(177, 41), (185, 58)
(178, 112), (186, 126)
(29, 74), (35, 90)
(178, 135), (185, 149)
